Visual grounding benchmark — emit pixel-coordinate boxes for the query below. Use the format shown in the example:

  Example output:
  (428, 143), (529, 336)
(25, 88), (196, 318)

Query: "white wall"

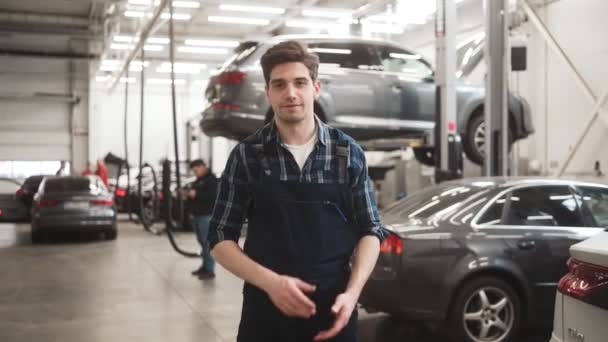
(89, 77), (237, 176)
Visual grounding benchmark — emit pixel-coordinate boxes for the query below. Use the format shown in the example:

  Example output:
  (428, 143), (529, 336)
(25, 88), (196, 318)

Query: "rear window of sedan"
(383, 183), (492, 219)
(44, 177), (105, 193)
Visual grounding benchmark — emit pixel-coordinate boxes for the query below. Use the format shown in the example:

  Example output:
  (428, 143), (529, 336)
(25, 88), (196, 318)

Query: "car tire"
(464, 114), (513, 166)
(412, 146), (435, 166)
(447, 276), (522, 342)
(105, 228), (117, 240)
(31, 230), (44, 244)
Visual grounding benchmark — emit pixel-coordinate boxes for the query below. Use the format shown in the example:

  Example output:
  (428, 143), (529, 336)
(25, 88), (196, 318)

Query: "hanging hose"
(163, 2), (199, 258)
(137, 163), (161, 232)
(137, 49), (151, 232)
(123, 67), (133, 221)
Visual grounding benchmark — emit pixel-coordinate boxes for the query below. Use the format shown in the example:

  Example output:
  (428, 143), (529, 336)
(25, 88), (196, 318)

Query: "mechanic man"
(208, 40), (386, 341)
(182, 159), (218, 279)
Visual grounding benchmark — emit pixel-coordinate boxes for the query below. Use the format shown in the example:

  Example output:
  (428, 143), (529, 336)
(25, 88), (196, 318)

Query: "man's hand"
(179, 189), (196, 199)
(265, 275), (317, 318)
(313, 291), (357, 341)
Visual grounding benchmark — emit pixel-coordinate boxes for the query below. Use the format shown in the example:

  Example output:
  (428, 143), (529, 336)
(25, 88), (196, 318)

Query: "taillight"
(16, 188), (25, 196)
(157, 191), (163, 200)
(38, 200), (59, 207)
(115, 188), (127, 197)
(558, 258), (608, 300)
(90, 199), (114, 206)
(380, 233), (403, 255)
(216, 71), (246, 85)
(211, 103), (240, 111)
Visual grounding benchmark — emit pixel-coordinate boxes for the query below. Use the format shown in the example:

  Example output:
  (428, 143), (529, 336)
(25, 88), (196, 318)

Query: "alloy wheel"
(462, 286), (514, 342)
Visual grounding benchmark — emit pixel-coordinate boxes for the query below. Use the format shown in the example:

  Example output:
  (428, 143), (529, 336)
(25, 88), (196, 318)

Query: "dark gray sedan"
(0, 178), (28, 222)
(201, 35), (534, 165)
(359, 177), (608, 342)
(31, 176), (117, 242)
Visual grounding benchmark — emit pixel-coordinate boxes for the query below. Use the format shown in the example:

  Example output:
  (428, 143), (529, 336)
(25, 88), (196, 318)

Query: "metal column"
(484, 0), (510, 176)
(434, 0), (463, 182)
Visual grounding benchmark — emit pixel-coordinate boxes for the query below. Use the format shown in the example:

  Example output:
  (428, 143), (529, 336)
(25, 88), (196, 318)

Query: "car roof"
(441, 176), (608, 189)
(265, 34), (412, 50)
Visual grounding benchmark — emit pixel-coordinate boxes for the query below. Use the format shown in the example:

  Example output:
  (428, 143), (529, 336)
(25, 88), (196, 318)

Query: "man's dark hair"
(260, 40), (319, 86)
(189, 159), (206, 168)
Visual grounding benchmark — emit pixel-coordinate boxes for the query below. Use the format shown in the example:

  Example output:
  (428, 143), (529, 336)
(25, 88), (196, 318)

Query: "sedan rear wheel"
(448, 277), (522, 342)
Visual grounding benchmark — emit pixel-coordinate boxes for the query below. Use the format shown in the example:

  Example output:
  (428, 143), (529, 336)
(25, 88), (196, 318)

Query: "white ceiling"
(0, 0), (484, 81)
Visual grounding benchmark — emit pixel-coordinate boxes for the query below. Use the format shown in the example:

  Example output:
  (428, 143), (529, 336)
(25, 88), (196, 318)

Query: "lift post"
(484, 0), (510, 176)
(434, 0), (463, 182)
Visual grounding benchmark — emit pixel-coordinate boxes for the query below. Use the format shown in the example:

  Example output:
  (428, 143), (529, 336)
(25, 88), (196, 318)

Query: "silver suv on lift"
(201, 35), (534, 165)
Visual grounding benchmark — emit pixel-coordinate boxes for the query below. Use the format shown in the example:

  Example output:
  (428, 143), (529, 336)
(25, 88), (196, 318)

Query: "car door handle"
(517, 240), (536, 250)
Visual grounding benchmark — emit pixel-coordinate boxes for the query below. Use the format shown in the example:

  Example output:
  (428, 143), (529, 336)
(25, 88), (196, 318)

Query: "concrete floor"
(0, 217), (549, 342)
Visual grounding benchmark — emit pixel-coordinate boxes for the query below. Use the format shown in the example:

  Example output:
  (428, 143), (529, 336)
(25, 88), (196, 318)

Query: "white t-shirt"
(283, 132), (317, 170)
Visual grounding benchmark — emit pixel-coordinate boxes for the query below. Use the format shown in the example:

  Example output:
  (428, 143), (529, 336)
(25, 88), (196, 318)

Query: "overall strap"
(335, 140), (349, 184)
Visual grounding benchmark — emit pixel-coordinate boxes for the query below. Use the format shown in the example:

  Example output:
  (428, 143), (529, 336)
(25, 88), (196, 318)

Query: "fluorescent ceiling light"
(208, 16), (269, 25)
(285, 20), (347, 31)
(389, 52), (422, 60)
(101, 59), (149, 67)
(157, 62), (207, 74)
(110, 43), (164, 51)
(161, 12), (191, 20)
(177, 46), (229, 54)
(219, 4), (285, 14)
(172, 1), (200, 8)
(147, 37), (170, 44)
(100, 64), (143, 72)
(301, 9), (352, 19)
(95, 75), (110, 82)
(113, 35), (136, 43)
(110, 43), (132, 50)
(147, 78), (186, 85)
(160, 62), (207, 69)
(128, 0), (151, 6)
(143, 44), (164, 51)
(124, 10), (145, 18)
(113, 35), (169, 45)
(185, 39), (239, 48)
(310, 47), (351, 55)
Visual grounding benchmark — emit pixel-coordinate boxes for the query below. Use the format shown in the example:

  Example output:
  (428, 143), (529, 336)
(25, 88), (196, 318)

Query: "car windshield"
(45, 177), (105, 193)
(383, 183), (493, 219)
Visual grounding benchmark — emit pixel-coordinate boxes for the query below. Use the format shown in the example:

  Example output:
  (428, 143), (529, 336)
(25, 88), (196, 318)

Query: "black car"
(201, 35), (534, 165)
(359, 177), (608, 342)
(31, 175), (117, 242)
(0, 178), (28, 222)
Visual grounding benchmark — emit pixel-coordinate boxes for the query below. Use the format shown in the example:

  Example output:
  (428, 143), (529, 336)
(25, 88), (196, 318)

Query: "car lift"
(434, 0), (463, 182)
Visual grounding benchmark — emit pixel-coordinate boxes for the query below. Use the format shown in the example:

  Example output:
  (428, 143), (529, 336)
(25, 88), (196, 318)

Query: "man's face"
(266, 62), (320, 125)
(192, 165), (207, 178)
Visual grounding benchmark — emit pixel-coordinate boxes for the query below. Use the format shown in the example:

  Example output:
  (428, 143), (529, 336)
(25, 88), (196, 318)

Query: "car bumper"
(201, 107), (265, 140)
(35, 216), (116, 230)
